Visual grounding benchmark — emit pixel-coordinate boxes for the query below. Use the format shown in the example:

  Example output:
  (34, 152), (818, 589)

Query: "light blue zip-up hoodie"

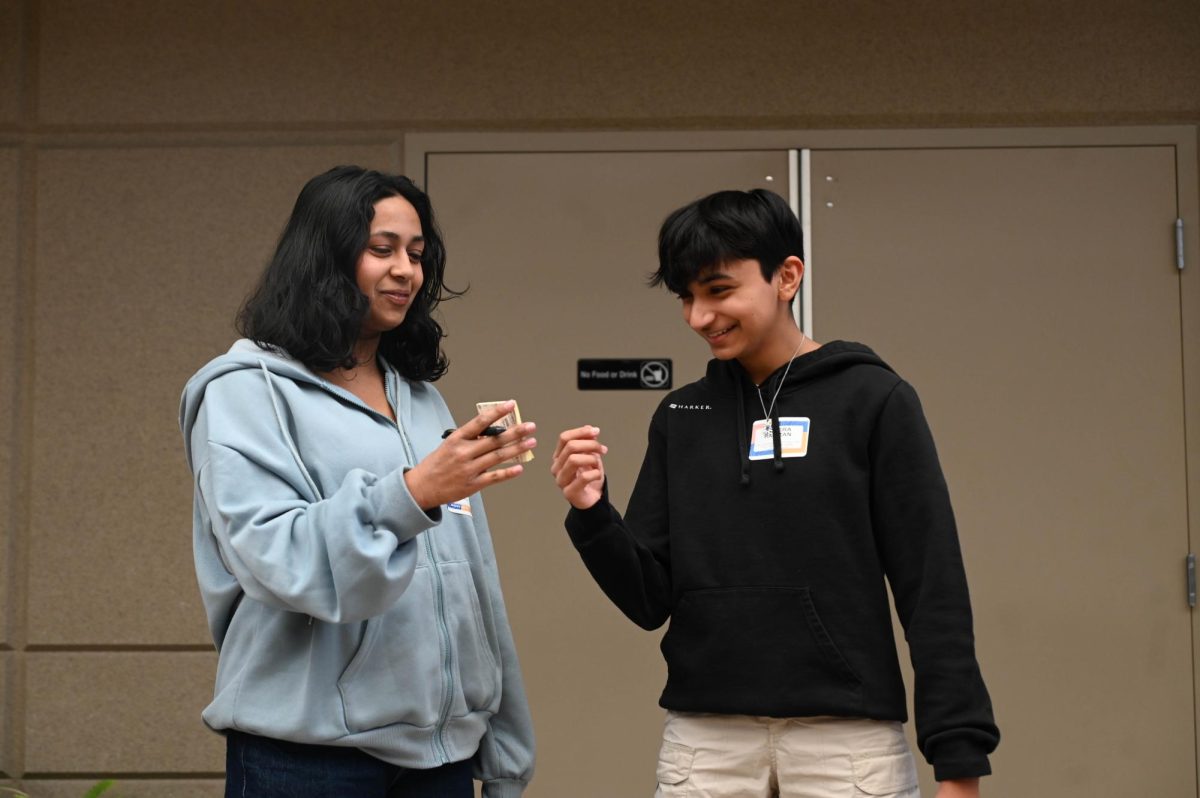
(180, 340), (534, 798)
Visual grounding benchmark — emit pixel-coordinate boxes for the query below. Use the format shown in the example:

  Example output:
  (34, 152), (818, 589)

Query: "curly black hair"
(237, 165), (461, 381)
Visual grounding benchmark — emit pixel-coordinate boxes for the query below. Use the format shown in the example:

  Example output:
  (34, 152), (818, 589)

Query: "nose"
(684, 298), (714, 331)
(389, 254), (415, 279)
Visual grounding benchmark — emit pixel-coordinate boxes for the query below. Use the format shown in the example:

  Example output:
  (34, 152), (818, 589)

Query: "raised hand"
(551, 426), (608, 510)
(404, 401), (537, 510)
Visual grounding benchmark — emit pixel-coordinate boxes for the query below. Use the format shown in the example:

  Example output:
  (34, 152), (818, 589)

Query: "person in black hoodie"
(551, 189), (998, 797)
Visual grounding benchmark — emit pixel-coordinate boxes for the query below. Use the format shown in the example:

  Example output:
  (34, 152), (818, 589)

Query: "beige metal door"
(811, 146), (1193, 796)
(427, 151), (791, 798)
(424, 144), (1195, 797)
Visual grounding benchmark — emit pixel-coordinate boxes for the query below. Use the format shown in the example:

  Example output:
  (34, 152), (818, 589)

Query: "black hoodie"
(566, 341), (999, 781)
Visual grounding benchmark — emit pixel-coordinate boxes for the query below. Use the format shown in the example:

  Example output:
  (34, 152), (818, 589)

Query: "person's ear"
(777, 256), (804, 302)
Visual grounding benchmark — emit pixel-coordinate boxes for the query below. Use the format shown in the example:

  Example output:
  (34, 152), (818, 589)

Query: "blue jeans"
(225, 731), (474, 798)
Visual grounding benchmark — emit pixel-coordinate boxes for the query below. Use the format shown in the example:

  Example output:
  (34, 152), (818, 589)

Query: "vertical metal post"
(1188, 553), (1196, 608)
(791, 149), (813, 339)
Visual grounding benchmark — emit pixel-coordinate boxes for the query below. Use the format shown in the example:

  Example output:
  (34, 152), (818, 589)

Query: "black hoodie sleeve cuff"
(929, 738), (994, 781)
(564, 481), (614, 548)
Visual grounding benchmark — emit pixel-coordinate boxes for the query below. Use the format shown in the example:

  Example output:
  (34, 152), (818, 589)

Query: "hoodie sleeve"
(564, 400), (673, 631)
(466, 496), (536, 798)
(190, 373), (437, 624)
(868, 380), (1000, 781)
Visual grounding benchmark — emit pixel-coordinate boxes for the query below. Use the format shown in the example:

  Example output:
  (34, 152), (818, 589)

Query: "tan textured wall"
(0, 654), (9, 776)
(29, 0), (1200, 128)
(3, 0), (1198, 793)
(27, 145), (396, 647)
(0, 4), (21, 125)
(24, 653), (219, 773)
(2, 143), (17, 785)
(1, 149), (17, 651)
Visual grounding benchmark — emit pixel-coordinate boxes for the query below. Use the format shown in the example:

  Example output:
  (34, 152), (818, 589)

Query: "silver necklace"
(756, 333), (807, 422)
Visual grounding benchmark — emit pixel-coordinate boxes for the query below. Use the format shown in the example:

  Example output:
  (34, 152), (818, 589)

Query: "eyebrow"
(695, 270), (732, 284)
(371, 232), (425, 245)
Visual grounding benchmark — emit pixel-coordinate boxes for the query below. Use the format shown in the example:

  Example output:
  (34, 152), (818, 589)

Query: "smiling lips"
(380, 289), (411, 305)
(705, 324), (736, 343)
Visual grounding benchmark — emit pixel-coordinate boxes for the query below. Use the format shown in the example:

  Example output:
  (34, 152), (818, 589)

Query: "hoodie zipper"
(383, 369), (454, 765)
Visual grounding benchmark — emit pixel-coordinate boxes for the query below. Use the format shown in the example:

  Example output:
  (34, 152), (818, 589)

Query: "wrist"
(403, 467), (434, 510)
(936, 777), (980, 798)
(569, 493), (599, 511)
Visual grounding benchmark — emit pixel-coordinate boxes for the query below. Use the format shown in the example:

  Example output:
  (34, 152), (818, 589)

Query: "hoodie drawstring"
(771, 403), (784, 471)
(259, 360), (323, 501)
(714, 341), (893, 488)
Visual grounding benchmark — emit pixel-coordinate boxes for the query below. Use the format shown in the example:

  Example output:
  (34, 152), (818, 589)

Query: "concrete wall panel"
(0, 3), (21, 125)
(24, 652), (220, 773)
(27, 144), (397, 645)
(0, 149), (19, 649)
(36, 0), (1200, 128)
(0, 654), (9, 776)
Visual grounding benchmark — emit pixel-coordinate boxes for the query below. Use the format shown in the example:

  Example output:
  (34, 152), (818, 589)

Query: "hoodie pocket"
(337, 561), (501, 733)
(440, 560), (502, 718)
(661, 586), (862, 709)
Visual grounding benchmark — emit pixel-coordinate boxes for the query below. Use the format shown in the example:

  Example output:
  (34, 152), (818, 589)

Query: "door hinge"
(1188, 553), (1196, 608)
(1176, 219), (1185, 271)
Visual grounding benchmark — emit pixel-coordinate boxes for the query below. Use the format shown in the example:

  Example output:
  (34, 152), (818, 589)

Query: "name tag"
(447, 497), (473, 517)
(748, 417), (811, 460)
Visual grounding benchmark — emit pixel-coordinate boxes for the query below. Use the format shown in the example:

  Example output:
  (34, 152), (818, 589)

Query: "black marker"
(442, 425), (506, 439)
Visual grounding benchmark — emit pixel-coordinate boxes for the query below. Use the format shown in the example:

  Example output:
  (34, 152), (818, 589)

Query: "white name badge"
(748, 417), (811, 460)
(447, 497), (473, 517)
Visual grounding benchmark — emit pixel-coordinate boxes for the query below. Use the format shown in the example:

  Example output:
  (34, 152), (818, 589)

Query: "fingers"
(447, 410), (535, 458)
(460, 400), (517, 438)
(428, 420), (607, 503)
(492, 421), (536, 447)
(488, 435), (538, 467)
(562, 456), (604, 510)
(554, 452), (605, 489)
(553, 426), (601, 460)
(479, 462), (524, 487)
(572, 467), (603, 486)
(550, 437), (607, 477)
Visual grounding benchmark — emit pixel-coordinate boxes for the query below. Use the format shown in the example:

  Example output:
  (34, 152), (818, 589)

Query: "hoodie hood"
(710, 340), (895, 484)
(179, 339), (328, 471)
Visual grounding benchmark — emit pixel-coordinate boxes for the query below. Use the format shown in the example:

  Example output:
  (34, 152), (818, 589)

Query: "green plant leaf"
(83, 781), (116, 798)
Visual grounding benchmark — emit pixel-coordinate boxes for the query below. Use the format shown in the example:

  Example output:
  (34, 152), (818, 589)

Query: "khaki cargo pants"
(654, 712), (921, 798)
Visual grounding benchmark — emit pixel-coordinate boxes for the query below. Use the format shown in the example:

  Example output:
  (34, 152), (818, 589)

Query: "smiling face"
(680, 256), (804, 380)
(355, 195), (425, 338)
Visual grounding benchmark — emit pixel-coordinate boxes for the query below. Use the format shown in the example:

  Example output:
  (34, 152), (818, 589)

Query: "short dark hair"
(237, 165), (460, 381)
(652, 189), (804, 297)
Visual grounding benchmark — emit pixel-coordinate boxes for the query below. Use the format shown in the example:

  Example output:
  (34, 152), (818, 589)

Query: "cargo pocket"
(851, 746), (919, 796)
(655, 740), (695, 796)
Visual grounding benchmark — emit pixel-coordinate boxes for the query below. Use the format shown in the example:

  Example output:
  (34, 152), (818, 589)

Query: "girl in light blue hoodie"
(180, 166), (536, 798)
